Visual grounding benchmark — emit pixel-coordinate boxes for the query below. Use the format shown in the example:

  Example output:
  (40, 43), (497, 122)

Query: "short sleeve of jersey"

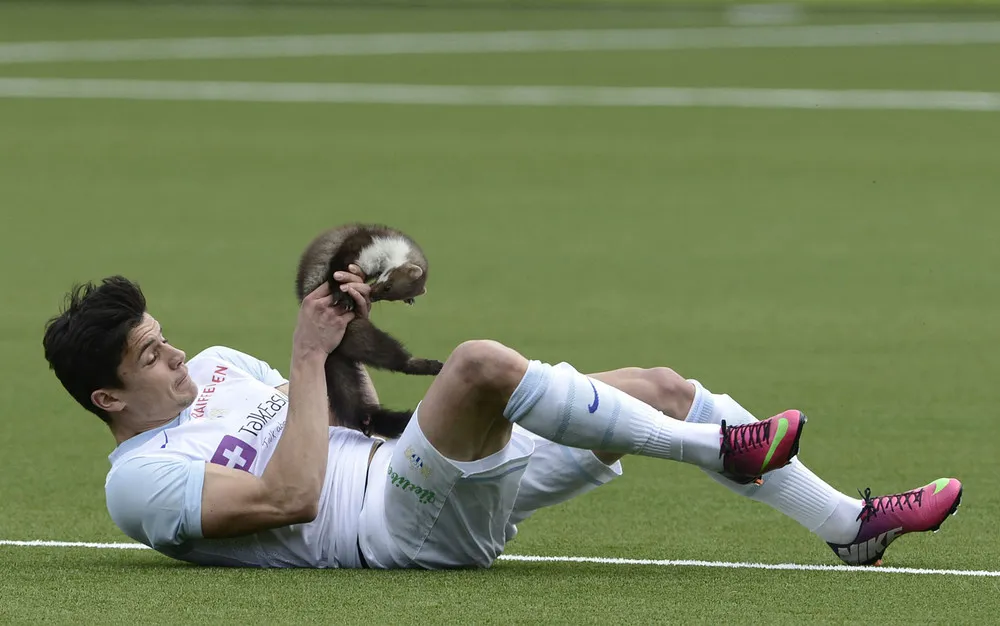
(196, 345), (287, 387)
(105, 455), (205, 549)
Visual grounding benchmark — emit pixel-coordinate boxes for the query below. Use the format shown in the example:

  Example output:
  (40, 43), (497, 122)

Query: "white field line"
(500, 554), (1000, 577)
(1, 78), (999, 112)
(1, 540), (150, 550)
(2, 539), (999, 577)
(1, 22), (1000, 65)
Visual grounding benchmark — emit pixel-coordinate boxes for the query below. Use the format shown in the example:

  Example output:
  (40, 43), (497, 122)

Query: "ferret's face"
(371, 263), (427, 304)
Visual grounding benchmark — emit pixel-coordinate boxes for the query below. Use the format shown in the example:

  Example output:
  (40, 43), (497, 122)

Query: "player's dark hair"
(42, 276), (148, 424)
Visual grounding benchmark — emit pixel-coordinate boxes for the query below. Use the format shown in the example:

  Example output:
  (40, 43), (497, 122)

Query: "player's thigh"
(360, 405), (534, 570)
(414, 340), (528, 462)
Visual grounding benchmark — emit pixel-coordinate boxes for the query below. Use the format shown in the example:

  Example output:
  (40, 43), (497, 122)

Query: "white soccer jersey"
(104, 346), (377, 568)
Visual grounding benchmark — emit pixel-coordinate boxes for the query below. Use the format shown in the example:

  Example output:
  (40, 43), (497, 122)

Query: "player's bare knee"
(644, 367), (694, 418)
(444, 339), (525, 395)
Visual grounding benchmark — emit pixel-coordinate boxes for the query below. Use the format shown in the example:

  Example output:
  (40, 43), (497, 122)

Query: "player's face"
(114, 313), (199, 419)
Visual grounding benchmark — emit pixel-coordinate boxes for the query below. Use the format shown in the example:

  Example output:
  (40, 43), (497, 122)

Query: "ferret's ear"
(403, 263), (424, 280)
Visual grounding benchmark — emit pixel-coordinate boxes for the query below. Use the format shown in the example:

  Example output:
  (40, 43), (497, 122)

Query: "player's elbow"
(287, 499), (319, 524)
(274, 485), (321, 524)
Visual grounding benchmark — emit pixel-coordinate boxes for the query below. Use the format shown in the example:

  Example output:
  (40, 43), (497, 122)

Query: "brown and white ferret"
(295, 224), (443, 438)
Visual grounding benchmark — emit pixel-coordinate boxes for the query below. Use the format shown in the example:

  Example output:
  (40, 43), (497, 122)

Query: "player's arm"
(199, 278), (371, 538)
(275, 266), (375, 417)
(199, 349), (329, 536)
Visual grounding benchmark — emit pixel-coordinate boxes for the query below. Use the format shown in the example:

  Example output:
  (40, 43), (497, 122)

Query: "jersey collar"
(108, 408), (190, 464)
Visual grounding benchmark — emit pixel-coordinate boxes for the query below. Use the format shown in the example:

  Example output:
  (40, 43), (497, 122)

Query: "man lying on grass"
(42, 270), (961, 569)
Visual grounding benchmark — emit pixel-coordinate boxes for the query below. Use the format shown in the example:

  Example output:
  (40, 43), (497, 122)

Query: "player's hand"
(333, 264), (372, 320)
(293, 281), (356, 357)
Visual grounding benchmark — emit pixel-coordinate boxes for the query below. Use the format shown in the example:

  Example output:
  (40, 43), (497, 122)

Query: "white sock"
(504, 361), (724, 471)
(686, 380), (863, 545)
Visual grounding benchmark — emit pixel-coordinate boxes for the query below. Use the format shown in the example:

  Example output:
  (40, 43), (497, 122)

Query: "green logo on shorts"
(387, 464), (436, 504)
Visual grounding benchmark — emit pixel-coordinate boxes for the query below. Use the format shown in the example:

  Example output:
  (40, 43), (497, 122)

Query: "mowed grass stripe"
(3, 22), (1000, 64)
(2, 78), (1000, 111)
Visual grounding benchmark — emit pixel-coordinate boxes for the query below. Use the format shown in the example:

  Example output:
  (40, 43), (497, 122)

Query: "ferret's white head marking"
(356, 236), (413, 280)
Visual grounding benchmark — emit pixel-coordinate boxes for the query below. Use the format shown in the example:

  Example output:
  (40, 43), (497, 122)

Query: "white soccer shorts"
(358, 404), (623, 569)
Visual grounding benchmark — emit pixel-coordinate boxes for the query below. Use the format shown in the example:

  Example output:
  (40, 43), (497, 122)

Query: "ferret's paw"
(331, 292), (355, 312)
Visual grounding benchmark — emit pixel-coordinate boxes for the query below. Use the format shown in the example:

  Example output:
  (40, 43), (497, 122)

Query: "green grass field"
(2, 3), (999, 623)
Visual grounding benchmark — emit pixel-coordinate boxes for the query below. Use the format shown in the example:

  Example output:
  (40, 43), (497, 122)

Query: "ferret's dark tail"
(367, 408), (414, 439)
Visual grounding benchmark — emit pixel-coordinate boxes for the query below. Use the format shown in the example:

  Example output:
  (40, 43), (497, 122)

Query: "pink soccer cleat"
(828, 478), (963, 566)
(719, 410), (807, 484)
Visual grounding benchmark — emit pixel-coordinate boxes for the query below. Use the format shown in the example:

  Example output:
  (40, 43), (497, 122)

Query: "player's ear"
(403, 263), (423, 280)
(92, 388), (126, 413)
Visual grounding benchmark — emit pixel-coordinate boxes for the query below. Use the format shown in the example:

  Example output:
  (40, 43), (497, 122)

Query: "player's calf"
(634, 367), (696, 419)
(574, 366), (698, 425)
(504, 359), (803, 476)
(586, 366), (695, 464)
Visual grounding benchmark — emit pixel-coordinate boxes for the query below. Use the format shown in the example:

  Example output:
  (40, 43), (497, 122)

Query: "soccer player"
(42, 270), (961, 569)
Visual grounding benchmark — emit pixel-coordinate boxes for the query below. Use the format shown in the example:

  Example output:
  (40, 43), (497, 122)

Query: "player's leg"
(503, 367), (682, 529)
(583, 366), (694, 464)
(360, 341), (802, 569)
(504, 366), (744, 530)
(559, 366), (863, 543)
(619, 368), (962, 566)
(358, 340), (559, 569)
(504, 364), (819, 535)
(418, 340), (802, 478)
(683, 378), (961, 564)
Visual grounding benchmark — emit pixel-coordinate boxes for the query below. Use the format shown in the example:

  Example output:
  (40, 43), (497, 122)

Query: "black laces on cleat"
(719, 419), (772, 458)
(856, 487), (924, 523)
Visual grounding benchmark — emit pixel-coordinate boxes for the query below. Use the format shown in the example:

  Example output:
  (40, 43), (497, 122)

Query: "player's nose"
(169, 344), (187, 367)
